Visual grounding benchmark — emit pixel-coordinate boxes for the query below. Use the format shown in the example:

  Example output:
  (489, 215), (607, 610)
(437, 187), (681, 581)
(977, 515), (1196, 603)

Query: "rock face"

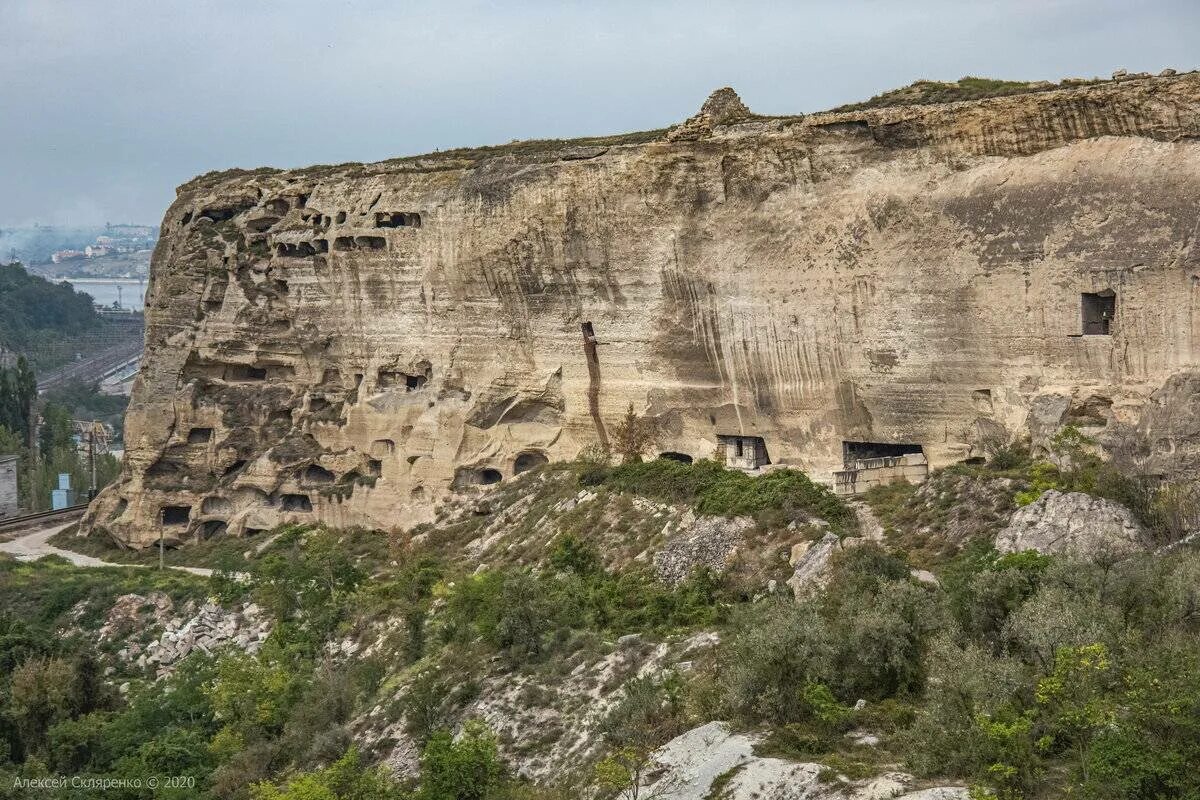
(84, 73), (1200, 547)
(995, 490), (1150, 558)
(653, 514), (753, 585)
(633, 721), (968, 800)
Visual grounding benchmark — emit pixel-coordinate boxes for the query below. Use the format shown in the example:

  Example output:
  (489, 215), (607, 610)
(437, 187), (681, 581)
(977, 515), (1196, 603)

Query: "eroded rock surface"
(995, 490), (1150, 559)
(634, 721), (968, 800)
(84, 73), (1200, 547)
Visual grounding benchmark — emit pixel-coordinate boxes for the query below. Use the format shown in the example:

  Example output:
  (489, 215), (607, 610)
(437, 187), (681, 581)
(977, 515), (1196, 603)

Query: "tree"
(38, 402), (73, 458)
(14, 357), (35, 446)
(612, 404), (654, 464)
(8, 657), (75, 753)
(417, 721), (505, 800)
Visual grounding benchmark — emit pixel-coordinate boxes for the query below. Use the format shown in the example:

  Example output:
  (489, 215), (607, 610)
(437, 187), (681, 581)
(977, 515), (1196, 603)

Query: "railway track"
(0, 504), (88, 536)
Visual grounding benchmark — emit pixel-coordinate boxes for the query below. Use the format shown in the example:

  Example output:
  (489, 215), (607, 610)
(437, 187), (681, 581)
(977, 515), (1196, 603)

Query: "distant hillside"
(0, 262), (139, 373)
(0, 262), (97, 351)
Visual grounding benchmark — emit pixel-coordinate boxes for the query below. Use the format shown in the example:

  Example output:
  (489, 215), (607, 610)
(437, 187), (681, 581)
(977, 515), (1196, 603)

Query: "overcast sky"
(1, 0), (1196, 227)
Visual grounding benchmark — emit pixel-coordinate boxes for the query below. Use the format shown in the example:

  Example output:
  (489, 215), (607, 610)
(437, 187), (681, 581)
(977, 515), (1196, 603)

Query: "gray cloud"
(1, 0), (1196, 226)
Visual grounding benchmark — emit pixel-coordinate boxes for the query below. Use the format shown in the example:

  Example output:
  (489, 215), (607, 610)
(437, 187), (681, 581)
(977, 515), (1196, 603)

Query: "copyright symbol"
(147, 777), (159, 789)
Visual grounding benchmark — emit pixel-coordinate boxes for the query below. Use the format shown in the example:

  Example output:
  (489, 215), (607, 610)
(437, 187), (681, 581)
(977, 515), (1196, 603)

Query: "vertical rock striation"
(84, 74), (1200, 547)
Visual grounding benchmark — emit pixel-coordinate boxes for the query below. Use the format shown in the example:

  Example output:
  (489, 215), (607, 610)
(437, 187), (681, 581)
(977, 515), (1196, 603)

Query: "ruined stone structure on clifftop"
(85, 73), (1200, 548)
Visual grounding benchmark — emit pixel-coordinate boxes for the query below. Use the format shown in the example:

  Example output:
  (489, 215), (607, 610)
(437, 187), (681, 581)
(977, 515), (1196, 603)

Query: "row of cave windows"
(160, 450), (552, 528)
(215, 364), (428, 391)
(311, 211), (422, 231)
(180, 202), (419, 232)
(159, 438), (938, 529)
(276, 235), (388, 257)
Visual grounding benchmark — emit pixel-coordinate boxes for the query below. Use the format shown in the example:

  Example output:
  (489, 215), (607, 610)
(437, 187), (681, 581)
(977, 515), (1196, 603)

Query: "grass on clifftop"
(829, 75), (1103, 112)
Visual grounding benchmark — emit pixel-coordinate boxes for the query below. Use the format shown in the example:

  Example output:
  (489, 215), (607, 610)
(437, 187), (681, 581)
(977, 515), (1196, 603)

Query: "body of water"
(62, 278), (148, 311)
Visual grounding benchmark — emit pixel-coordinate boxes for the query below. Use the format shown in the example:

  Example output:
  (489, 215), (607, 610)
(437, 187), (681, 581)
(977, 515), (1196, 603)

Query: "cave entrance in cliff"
(658, 452), (694, 464)
(161, 506), (191, 526)
(1081, 290), (1116, 335)
(842, 441), (924, 468)
(717, 435), (770, 470)
(513, 451), (549, 474)
(454, 466), (504, 488)
(187, 427), (213, 444)
(280, 494), (313, 512)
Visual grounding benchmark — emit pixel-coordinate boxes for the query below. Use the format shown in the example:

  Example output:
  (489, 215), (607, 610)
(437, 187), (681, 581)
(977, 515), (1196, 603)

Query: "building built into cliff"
(80, 72), (1200, 547)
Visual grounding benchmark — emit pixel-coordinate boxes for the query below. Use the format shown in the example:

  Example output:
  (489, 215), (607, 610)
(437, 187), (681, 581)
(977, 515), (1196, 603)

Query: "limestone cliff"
(87, 73), (1200, 547)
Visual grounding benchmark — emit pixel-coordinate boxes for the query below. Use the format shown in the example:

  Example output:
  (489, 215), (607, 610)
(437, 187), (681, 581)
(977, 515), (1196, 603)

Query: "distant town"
(0, 222), (157, 281)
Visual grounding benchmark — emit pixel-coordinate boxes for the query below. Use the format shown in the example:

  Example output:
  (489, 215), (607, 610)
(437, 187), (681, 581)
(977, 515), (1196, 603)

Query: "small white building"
(717, 434), (770, 471)
(0, 454), (18, 519)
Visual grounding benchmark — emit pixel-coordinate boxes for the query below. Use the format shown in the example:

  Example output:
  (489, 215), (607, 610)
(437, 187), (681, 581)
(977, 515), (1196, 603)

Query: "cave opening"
(281, 494), (313, 512)
(161, 506), (191, 526)
(302, 464), (335, 485)
(1081, 290), (1116, 335)
(842, 440), (924, 468)
(658, 451), (694, 464)
(187, 427), (213, 444)
(513, 451), (549, 474)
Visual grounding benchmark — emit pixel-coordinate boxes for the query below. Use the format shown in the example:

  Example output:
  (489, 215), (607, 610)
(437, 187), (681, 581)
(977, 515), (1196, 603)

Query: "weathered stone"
(80, 73), (1200, 548)
(633, 721), (967, 800)
(787, 533), (841, 596)
(653, 515), (753, 585)
(995, 490), (1150, 559)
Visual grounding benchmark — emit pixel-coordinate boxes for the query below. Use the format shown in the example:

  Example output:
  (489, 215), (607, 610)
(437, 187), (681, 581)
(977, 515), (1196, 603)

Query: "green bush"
(438, 556), (726, 665)
(721, 552), (941, 725)
(416, 721), (506, 800)
(599, 459), (855, 532)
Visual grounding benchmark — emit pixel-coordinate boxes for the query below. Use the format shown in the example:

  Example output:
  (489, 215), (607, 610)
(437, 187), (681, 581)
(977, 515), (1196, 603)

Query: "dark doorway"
(281, 494), (313, 512)
(187, 427), (213, 444)
(513, 451), (549, 474)
(161, 506), (191, 526)
(1081, 291), (1116, 335)
(842, 441), (924, 468)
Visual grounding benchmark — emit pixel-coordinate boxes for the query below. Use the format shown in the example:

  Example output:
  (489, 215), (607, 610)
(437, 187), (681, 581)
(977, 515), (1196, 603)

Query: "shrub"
(416, 721), (505, 800)
(601, 459), (854, 532)
(251, 747), (398, 800)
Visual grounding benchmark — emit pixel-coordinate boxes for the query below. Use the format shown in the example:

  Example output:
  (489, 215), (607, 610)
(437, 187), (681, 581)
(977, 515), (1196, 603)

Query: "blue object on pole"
(58, 473), (71, 491)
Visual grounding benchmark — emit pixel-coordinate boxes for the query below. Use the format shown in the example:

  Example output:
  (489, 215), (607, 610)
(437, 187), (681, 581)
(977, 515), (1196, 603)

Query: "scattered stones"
(653, 515), (754, 586)
(121, 600), (272, 679)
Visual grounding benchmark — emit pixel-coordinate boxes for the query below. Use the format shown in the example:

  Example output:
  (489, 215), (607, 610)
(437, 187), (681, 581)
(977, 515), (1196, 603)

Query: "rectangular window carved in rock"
(1081, 291), (1116, 336)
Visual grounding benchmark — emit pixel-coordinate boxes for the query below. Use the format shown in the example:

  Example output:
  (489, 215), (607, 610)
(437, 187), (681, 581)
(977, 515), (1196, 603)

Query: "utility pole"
(87, 427), (97, 500)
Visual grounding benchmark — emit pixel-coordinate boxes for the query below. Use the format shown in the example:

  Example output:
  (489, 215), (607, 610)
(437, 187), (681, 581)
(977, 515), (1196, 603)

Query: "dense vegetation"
(591, 457), (856, 534)
(41, 380), (130, 440)
(2, 451), (1198, 799)
(0, 263), (97, 358)
(0, 365), (121, 512)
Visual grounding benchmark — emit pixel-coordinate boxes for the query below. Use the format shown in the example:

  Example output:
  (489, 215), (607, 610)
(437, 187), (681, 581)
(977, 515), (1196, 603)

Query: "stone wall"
(83, 74), (1200, 547)
(0, 455), (18, 519)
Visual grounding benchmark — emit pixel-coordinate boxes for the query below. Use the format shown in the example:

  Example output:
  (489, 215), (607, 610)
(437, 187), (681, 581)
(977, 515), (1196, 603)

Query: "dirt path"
(0, 523), (215, 577)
